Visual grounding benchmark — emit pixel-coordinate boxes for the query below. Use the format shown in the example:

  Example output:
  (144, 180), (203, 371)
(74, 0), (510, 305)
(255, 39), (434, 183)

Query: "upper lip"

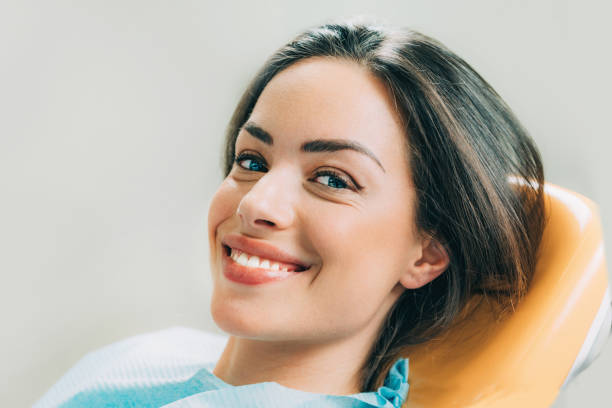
(222, 233), (310, 269)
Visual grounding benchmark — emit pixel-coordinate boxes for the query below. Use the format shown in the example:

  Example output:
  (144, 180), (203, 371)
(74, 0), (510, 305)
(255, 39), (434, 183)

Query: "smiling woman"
(207, 56), (444, 398)
(208, 20), (544, 398)
(35, 18), (545, 408)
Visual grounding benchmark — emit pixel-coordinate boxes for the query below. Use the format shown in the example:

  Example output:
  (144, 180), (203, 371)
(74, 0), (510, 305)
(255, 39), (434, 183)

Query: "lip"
(221, 234), (310, 269)
(221, 249), (301, 285)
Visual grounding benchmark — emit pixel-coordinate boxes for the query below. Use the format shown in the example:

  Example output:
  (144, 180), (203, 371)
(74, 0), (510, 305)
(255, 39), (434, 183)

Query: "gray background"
(1, 1), (610, 406)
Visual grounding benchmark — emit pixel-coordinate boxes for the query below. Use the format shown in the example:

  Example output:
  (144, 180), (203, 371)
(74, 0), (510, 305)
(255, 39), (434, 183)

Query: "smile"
(224, 245), (309, 273)
(220, 234), (312, 285)
(221, 246), (309, 285)
(228, 247), (304, 272)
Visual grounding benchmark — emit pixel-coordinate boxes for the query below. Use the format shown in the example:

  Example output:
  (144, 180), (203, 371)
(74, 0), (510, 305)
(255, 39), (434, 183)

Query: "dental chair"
(403, 183), (611, 407)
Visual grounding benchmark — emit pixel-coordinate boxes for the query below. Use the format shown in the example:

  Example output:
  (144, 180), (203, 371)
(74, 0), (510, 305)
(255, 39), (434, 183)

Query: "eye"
(234, 152), (268, 172)
(311, 169), (358, 191)
(234, 152), (360, 192)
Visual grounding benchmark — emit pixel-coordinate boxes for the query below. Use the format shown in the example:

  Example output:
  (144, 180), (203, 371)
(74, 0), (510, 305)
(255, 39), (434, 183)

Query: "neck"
(212, 330), (379, 395)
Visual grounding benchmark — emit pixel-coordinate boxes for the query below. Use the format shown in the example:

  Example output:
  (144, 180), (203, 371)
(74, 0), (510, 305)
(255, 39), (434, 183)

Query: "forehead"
(247, 57), (406, 161)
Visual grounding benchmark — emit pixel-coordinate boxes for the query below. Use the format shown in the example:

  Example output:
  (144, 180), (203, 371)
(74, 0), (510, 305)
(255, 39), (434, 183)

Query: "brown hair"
(221, 19), (545, 392)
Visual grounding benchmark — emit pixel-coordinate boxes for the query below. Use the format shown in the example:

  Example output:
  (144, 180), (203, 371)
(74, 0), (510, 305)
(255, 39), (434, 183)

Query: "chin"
(210, 290), (268, 338)
(210, 290), (311, 342)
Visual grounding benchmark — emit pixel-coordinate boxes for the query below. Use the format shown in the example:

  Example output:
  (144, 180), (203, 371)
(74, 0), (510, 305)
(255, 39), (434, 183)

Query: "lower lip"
(221, 248), (305, 285)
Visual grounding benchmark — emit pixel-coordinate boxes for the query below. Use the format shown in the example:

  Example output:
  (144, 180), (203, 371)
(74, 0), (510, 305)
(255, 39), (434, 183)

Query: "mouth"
(222, 245), (310, 273)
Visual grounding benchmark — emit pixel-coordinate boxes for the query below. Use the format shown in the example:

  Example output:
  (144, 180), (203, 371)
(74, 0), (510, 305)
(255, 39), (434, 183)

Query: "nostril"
(255, 219), (275, 227)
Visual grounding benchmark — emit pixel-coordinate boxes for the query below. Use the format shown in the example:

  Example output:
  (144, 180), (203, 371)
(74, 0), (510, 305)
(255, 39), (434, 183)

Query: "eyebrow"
(242, 122), (386, 173)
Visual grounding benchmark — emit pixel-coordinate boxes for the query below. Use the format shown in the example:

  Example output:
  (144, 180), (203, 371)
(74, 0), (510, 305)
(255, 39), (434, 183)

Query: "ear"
(400, 237), (450, 289)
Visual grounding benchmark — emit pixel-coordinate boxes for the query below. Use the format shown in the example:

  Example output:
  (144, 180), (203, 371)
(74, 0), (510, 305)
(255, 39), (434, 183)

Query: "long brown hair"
(221, 19), (545, 392)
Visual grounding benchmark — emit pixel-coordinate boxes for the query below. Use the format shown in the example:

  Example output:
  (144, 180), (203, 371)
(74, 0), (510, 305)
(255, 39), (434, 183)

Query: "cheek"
(313, 199), (414, 275)
(306, 201), (415, 322)
(207, 178), (240, 256)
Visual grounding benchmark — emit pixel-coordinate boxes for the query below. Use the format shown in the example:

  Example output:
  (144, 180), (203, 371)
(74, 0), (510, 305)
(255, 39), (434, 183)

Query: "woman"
(35, 18), (545, 408)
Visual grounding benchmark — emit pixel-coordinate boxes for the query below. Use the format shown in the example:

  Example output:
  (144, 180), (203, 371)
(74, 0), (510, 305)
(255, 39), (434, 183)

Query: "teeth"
(229, 247), (298, 272)
(237, 252), (248, 265)
(247, 255), (260, 267)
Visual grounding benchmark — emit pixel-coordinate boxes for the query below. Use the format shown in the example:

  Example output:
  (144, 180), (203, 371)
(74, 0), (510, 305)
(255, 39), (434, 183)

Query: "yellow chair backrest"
(403, 183), (610, 407)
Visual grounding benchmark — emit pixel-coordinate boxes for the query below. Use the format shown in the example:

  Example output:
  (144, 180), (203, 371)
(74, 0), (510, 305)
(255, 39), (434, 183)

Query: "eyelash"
(233, 152), (360, 191)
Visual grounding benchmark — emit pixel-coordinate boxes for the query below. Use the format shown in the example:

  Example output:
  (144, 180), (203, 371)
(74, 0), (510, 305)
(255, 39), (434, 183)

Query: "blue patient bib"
(34, 327), (408, 408)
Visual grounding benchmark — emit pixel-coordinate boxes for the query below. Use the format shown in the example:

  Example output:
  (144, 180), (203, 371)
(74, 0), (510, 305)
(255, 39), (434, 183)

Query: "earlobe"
(400, 238), (450, 289)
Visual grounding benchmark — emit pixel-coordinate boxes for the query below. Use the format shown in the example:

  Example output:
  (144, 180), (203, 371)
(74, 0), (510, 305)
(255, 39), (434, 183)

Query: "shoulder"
(34, 327), (228, 408)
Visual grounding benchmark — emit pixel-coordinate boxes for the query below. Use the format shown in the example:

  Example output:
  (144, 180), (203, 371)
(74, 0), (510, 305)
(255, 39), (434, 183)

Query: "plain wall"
(1, 0), (610, 406)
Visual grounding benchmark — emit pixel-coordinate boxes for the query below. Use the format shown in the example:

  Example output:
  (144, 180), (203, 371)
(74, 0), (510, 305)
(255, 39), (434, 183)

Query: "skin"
(207, 57), (449, 395)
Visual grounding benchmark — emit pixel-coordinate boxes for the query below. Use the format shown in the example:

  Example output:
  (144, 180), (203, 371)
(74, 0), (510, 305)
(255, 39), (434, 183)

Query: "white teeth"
(247, 255), (260, 267)
(230, 247), (296, 271)
(237, 252), (249, 266)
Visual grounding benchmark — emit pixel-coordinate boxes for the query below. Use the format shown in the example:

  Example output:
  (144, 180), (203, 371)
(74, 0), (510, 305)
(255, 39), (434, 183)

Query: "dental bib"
(34, 327), (409, 408)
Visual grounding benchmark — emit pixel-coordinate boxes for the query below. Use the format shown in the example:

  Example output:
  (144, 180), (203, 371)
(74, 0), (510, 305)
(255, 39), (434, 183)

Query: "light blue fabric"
(58, 360), (408, 408)
(34, 327), (408, 408)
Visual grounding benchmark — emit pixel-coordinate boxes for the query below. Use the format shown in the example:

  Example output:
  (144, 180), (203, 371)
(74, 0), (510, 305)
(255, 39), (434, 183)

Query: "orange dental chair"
(403, 183), (611, 407)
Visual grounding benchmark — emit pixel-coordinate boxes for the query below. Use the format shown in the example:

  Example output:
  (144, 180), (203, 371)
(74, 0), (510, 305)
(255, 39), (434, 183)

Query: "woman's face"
(208, 57), (434, 343)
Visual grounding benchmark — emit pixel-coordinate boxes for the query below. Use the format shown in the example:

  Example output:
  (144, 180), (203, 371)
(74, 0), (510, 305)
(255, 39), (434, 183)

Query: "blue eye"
(312, 170), (353, 190)
(235, 153), (267, 172)
(234, 152), (359, 192)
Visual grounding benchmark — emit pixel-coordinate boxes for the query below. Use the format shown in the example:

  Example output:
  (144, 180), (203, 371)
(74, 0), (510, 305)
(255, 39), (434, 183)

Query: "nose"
(237, 169), (297, 231)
